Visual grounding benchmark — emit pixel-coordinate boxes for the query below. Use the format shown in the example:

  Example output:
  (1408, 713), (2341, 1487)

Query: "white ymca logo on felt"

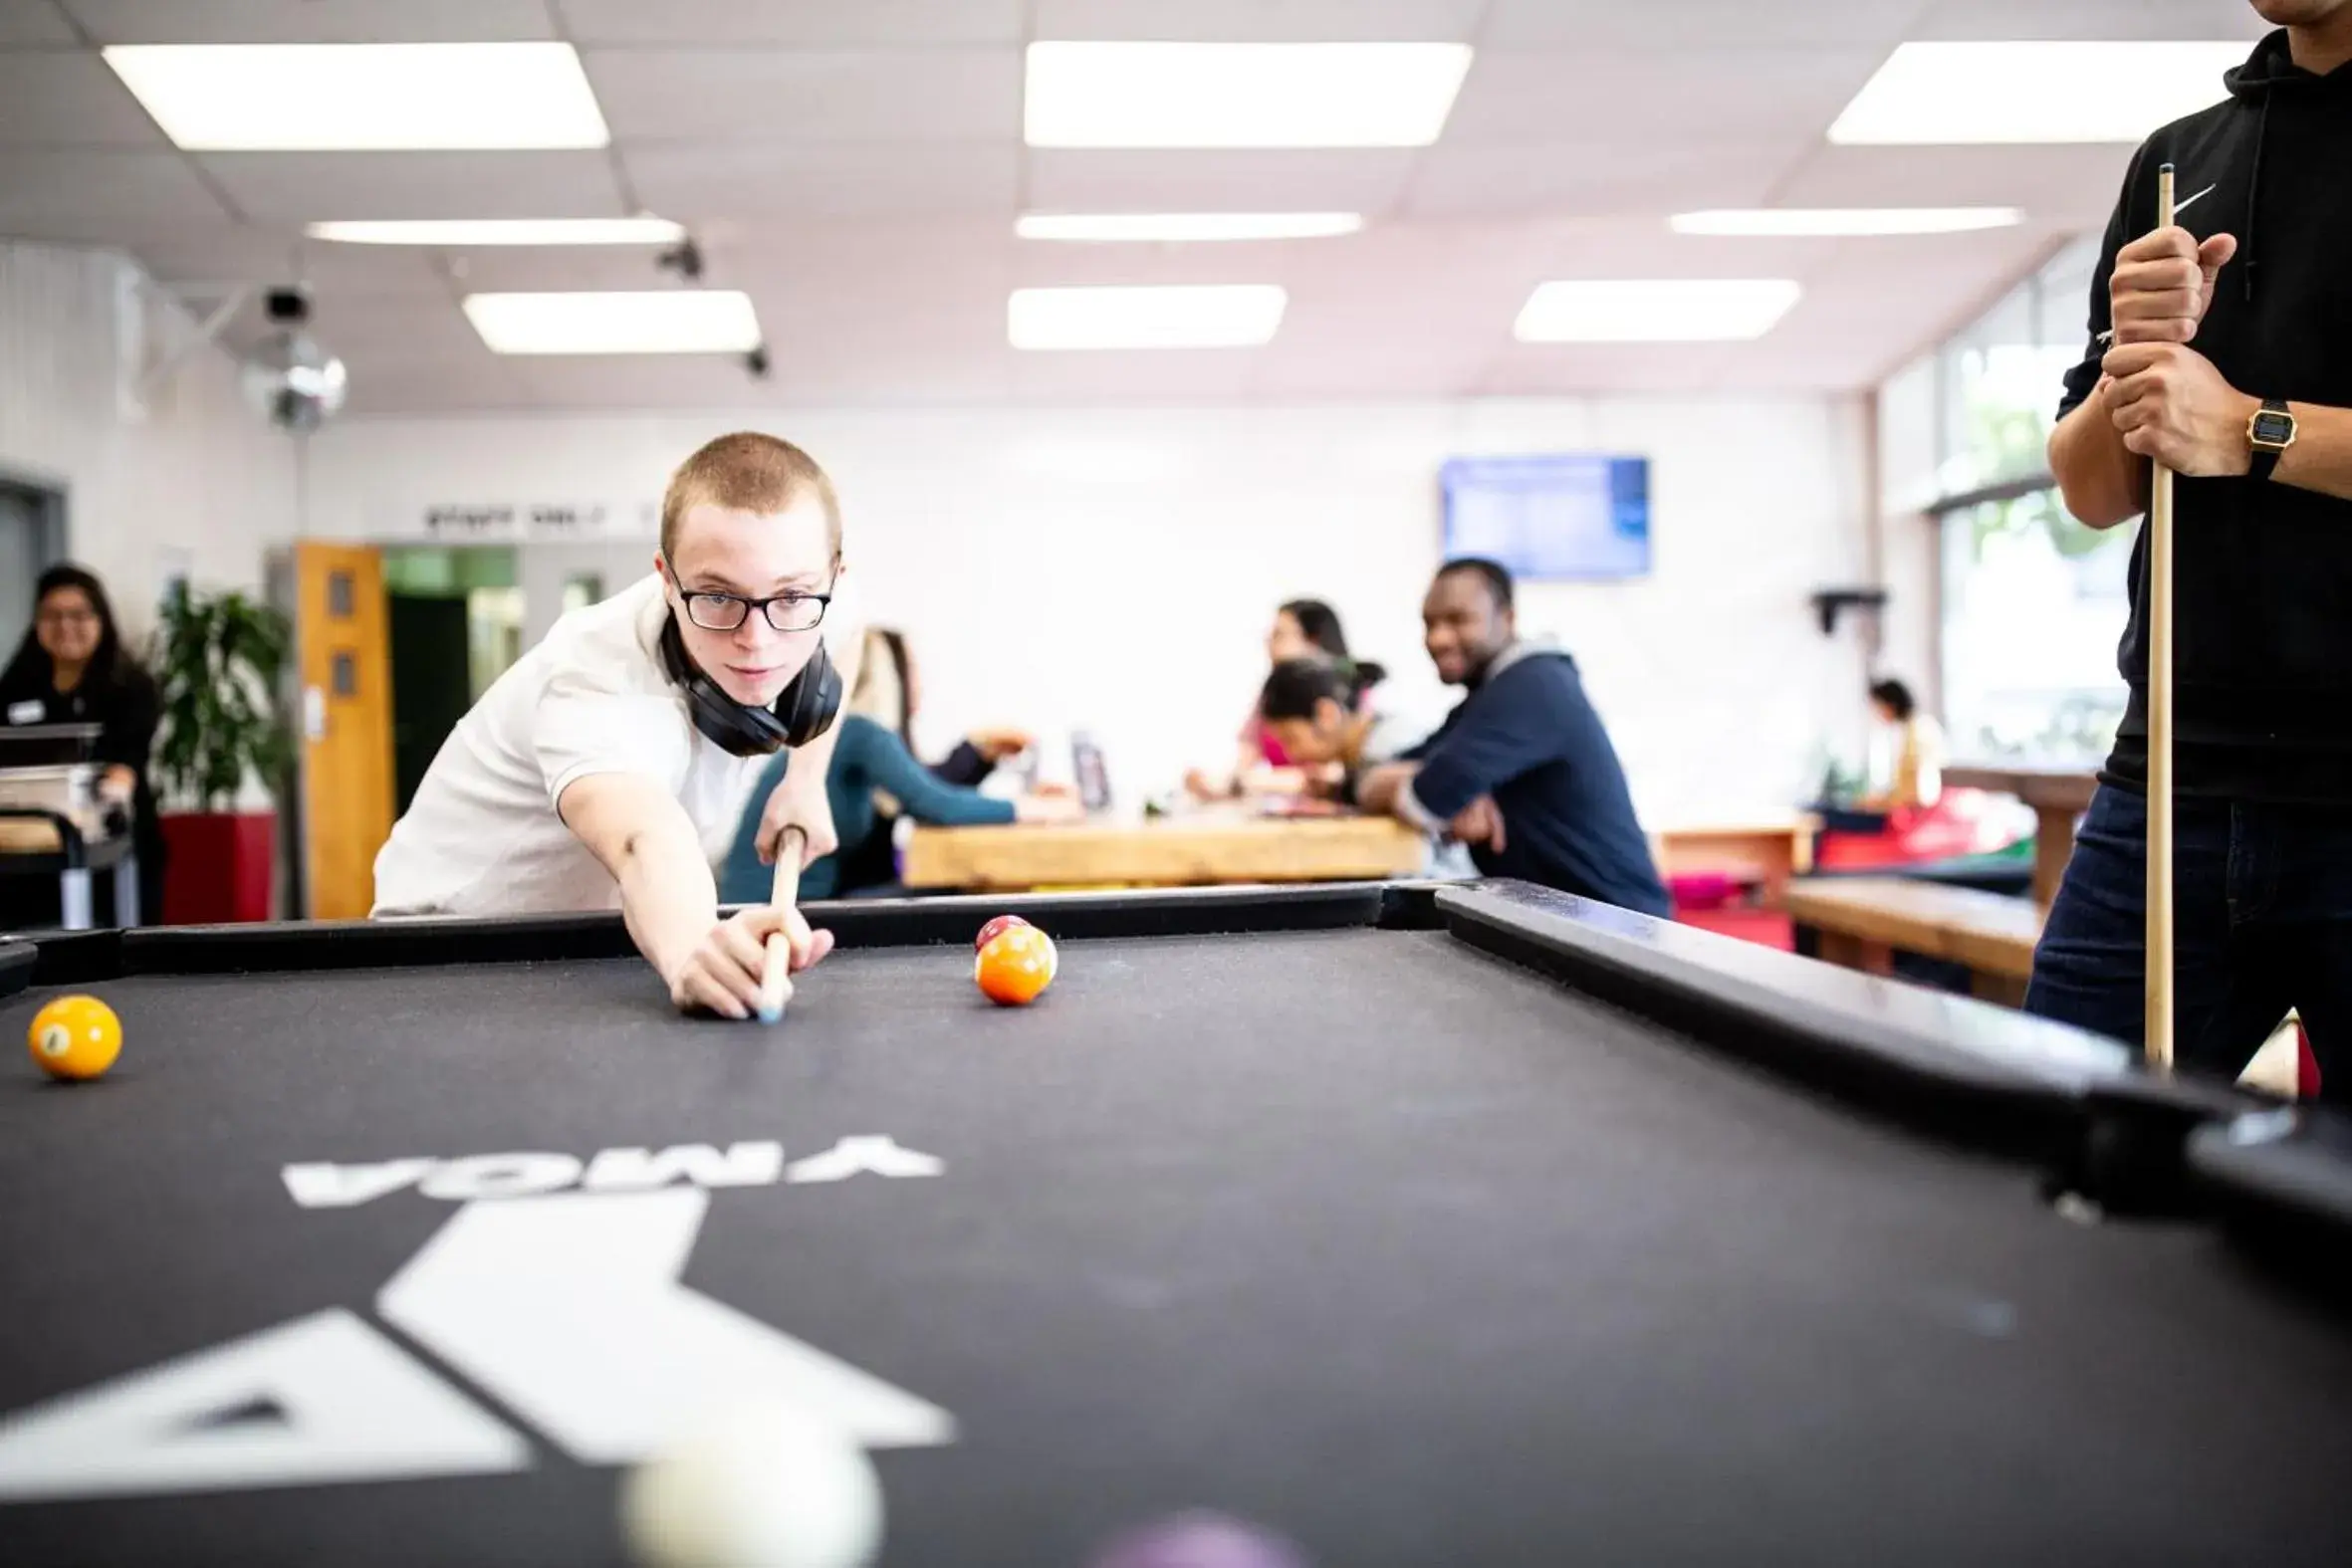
(0, 1137), (956, 1502)
(281, 1135), (942, 1207)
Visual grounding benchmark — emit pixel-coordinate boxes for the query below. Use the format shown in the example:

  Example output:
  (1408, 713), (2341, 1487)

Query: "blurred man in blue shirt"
(1358, 559), (1668, 916)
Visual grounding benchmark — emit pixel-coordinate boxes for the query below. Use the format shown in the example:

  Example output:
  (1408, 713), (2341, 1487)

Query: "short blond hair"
(660, 431), (840, 560)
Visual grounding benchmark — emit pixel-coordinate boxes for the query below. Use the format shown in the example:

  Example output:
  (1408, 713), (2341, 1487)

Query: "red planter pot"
(160, 811), (275, 925)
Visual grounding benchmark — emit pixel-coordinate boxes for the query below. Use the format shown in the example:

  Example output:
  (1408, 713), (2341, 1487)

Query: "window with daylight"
(1884, 233), (2136, 766)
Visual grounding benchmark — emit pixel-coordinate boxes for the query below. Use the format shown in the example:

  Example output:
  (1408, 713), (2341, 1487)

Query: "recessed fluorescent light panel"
(1008, 285), (1288, 350)
(463, 292), (762, 355)
(1024, 42), (1472, 148)
(1016, 212), (1364, 243)
(1515, 281), (1801, 343)
(1829, 42), (2244, 144)
(103, 43), (609, 150)
(1671, 207), (2023, 237)
(309, 218), (685, 246)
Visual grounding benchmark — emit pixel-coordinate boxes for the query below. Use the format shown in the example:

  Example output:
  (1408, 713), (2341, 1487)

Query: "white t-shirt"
(372, 572), (809, 917)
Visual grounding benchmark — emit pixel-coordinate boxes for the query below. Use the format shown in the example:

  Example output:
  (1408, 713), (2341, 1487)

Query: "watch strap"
(2249, 397), (2293, 482)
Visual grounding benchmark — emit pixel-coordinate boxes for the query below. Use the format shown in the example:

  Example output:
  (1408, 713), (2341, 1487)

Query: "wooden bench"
(1785, 876), (2043, 1007)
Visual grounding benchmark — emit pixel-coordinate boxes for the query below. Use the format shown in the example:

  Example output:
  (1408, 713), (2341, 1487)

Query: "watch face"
(2252, 410), (2295, 447)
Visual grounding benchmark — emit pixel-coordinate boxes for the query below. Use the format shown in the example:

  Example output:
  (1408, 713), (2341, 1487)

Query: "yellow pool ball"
(28, 996), (121, 1081)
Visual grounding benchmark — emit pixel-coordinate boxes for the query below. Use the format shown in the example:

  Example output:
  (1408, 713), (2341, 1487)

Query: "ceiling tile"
(586, 49), (1020, 144)
(1914, 0), (2270, 43)
(314, 297), (501, 370)
(0, 148), (228, 227)
(1025, 150), (1419, 216)
(197, 151), (630, 222)
(60, 0), (556, 44)
(623, 143), (1022, 219)
(505, 355), (790, 409)
(1402, 138), (1792, 219)
(0, 48), (169, 146)
(134, 226), (453, 298)
(553, 0), (1026, 47)
(343, 362), (536, 414)
(1011, 348), (1262, 402)
(1797, 225), (2071, 342)
(1007, 238), (1300, 289)
(1474, 341), (1741, 395)
(1771, 143), (2134, 230)
(428, 246), (704, 296)
(760, 340), (1018, 406)
(1444, 48), (1889, 147)
(1246, 338), (1483, 399)
(1710, 345), (1894, 393)
(0, 4), (78, 46)
(722, 218), (1017, 296)
(1482, 0), (1930, 49)
(1033, 0), (1488, 42)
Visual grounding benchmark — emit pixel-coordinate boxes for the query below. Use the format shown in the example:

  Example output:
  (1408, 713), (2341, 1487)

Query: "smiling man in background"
(1357, 558), (1668, 917)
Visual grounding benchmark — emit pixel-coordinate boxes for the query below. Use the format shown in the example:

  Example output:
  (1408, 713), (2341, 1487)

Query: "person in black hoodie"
(2029, 2), (2352, 1104)
(1356, 559), (1669, 917)
(0, 564), (165, 927)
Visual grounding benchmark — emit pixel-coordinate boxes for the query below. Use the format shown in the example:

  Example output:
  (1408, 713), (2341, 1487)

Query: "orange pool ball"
(975, 926), (1058, 1007)
(28, 995), (121, 1081)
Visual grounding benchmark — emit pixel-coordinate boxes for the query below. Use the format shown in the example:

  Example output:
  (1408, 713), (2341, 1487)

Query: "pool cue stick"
(759, 825), (808, 1024)
(2145, 162), (2178, 1071)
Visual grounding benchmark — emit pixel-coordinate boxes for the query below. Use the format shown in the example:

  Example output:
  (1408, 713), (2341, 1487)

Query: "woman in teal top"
(720, 628), (1080, 902)
(719, 716), (1009, 901)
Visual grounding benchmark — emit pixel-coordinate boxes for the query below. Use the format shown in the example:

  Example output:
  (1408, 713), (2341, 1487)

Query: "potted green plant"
(149, 581), (293, 924)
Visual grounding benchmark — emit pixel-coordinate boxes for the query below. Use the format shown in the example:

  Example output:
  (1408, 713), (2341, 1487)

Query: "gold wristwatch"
(2248, 398), (2297, 482)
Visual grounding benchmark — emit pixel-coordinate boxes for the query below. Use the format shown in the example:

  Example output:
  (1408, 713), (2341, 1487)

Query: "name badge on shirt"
(6, 700), (44, 725)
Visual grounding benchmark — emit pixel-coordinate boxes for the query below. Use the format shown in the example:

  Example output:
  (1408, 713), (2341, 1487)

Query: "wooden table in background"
(1651, 818), (1818, 909)
(902, 814), (1426, 892)
(1944, 765), (2100, 909)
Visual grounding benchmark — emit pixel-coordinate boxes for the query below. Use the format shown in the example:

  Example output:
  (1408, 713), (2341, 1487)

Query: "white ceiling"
(0, 0), (2271, 413)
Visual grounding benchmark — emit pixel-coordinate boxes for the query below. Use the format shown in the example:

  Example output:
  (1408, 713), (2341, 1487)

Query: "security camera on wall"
(240, 287), (349, 434)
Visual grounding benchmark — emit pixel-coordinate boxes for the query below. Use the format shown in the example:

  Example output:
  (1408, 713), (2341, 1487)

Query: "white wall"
(516, 541), (648, 650)
(0, 242), (298, 632)
(309, 397), (1871, 829)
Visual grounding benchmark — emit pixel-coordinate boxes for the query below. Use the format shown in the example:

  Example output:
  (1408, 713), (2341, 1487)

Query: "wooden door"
(295, 543), (394, 919)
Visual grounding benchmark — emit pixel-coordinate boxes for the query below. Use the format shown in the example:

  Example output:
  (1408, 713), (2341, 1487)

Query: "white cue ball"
(619, 1404), (883, 1568)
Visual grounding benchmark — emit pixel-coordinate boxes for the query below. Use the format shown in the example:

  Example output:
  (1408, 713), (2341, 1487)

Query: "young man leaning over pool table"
(371, 431), (860, 1019)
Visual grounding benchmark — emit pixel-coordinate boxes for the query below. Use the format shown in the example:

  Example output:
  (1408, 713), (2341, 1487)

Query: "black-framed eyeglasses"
(671, 573), (833, 634)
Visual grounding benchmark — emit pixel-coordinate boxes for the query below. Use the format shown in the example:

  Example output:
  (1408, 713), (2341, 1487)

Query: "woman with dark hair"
(719, 626), (1074, 902)
(1188, 598), (1385, 799)
(1257, 657), (1471, 877)
(1258, 658), (1417, 790)
(1278, 598), (1349, 666)
(0, 564), (165, 925)
(849, 626), (1031, 788)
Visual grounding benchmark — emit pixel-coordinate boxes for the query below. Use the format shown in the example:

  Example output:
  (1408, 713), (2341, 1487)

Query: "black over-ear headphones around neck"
(657, 611), (841, 757)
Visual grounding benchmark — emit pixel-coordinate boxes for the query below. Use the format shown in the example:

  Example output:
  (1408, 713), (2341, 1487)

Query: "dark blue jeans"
(2026, 785), (2350, 1105)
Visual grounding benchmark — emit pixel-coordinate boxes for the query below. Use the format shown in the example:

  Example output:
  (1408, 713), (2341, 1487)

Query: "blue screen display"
(1439, 455), (1651, 580)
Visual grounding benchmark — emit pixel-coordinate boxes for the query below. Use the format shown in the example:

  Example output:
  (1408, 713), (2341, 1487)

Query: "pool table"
(3, 881), (2349, 1566)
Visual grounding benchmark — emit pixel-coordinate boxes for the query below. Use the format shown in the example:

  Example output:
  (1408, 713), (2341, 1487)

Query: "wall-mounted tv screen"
(1440, 455), (1651, 580)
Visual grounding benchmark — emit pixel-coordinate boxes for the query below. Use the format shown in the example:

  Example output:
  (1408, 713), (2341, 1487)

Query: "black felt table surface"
(4, 928), (2350, 1566)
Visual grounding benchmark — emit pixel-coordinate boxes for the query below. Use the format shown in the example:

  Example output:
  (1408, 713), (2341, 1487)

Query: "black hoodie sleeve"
(2057, 142), (2150, 423)
(930, 740), (994, 787)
